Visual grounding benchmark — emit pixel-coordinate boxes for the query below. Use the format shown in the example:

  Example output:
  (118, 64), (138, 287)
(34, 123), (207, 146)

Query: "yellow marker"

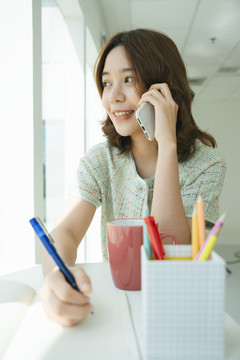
(195, 212), (226, 260)
(198, 235), (217, 260)
(197, 194), (205, 248)
(165, 257), (192, 261)
(192, 204), (200, 259)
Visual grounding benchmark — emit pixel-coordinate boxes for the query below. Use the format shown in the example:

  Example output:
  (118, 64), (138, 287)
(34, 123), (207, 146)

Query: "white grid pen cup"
(141, 245), (226, 360)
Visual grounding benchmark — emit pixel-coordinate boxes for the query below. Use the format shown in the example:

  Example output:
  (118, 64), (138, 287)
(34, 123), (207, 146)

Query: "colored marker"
(197, 194), (205, 248)
(195, 212), (226, 260)
(142, 203), (152, 259)
(192, 204), (200, 259)
(198, 227), (221, 260)
(144, 216), (165, 260)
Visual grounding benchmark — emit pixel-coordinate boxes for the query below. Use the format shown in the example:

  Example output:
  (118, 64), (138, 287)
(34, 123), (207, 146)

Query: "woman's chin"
(114, 125), (142, 138)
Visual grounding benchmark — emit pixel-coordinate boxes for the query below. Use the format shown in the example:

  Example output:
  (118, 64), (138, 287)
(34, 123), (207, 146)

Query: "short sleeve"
(181, 155), (226, 228)
(69, 156), (102, 208)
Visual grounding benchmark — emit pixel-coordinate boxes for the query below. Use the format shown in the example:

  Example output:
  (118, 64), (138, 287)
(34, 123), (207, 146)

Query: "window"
(42, 3), (105, 263)
(0, 0), (105, 273)
(0, 0), (41, 272)
(84, 27), (106, 263)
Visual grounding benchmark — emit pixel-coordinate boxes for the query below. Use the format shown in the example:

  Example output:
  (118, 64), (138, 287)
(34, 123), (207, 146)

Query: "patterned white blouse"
(70, 140), (226, 260)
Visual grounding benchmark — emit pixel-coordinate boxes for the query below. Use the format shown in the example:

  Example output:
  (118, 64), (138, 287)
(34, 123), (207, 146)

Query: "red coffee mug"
(107, 219), (144, 290)
(107, 219), (179, 290)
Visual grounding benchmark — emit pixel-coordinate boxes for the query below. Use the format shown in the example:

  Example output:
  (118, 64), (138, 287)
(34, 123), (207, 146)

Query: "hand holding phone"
(136, 102), (155, 141)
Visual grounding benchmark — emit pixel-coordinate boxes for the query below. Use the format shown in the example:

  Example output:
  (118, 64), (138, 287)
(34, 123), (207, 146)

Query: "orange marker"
(197, 194), (205, 248)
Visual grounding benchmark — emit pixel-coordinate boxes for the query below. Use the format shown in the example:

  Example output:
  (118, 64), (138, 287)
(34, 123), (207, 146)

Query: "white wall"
(78, 0), (107, 49)
(193, 99), (240, 244)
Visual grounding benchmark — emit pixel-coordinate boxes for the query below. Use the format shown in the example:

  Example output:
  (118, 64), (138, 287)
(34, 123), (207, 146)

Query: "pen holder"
(141, 245), (226, 360)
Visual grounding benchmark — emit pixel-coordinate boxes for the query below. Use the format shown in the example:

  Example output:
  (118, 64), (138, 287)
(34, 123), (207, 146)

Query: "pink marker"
(195, 212), (226, 260)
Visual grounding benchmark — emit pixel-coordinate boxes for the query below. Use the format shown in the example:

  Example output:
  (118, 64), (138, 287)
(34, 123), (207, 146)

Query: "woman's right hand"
(138, 83), (178, 145)
(39, 266), (94, 327)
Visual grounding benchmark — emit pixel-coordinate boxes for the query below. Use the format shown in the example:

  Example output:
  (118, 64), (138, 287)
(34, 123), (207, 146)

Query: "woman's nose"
(110, 85), (125, 103)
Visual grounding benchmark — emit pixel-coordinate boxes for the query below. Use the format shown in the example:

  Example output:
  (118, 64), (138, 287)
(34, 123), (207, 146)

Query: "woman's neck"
(131, 136), (158, 179)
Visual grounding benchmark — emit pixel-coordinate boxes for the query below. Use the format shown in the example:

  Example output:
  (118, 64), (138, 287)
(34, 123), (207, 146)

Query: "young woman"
(40, 29), (226, 326)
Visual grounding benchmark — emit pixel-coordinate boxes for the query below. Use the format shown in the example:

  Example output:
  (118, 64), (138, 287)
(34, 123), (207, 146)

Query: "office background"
(0, 0), (239, 272)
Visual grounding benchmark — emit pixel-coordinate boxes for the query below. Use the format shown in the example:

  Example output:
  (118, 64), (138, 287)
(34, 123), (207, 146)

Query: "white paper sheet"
(0, 280), (36, 358)
(3, 291), (140, 360)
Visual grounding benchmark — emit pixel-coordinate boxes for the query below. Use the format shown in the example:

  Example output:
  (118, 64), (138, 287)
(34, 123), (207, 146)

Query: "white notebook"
(0, 279), (139, 360)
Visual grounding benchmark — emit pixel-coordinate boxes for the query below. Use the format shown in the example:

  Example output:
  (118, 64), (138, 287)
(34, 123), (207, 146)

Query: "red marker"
(144, 216), (165, 260)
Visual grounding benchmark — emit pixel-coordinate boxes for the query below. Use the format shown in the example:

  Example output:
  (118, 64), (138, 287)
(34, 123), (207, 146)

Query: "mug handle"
(160, 232), (179, 245)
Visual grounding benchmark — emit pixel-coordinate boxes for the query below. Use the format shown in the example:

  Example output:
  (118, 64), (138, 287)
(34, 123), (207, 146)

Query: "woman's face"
(101, 46), (143, 138)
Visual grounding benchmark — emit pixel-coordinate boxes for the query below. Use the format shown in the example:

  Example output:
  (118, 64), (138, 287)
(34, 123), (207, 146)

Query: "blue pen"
(143, 203), (152, 259)
(29, 217), (81, 293)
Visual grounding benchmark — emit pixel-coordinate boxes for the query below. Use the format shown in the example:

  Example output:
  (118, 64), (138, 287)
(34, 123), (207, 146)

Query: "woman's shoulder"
(179, 140), (226, 181)
(82, 141), (128, 168)
(186, 140), (226, 167)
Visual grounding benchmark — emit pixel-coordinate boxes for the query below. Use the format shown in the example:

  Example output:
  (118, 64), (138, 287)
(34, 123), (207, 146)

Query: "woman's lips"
(112, 110), (134, 120)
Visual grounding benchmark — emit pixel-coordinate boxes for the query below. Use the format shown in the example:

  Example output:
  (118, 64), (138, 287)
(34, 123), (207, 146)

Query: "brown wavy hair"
(94, 28), (216, 162)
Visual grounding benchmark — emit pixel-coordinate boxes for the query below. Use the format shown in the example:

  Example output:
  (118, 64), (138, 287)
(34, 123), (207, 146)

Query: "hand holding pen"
(30, 218), (94, 327)
(39, 266), (94, 327)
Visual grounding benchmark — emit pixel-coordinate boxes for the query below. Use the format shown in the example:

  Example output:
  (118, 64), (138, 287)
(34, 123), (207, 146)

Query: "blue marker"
(143, 204), (152, 259)
(29, 217), (81, 292)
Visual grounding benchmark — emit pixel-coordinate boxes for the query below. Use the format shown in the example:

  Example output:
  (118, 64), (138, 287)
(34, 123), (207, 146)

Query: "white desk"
(215, 244), (240, 324)
(1, 262), (240, 360)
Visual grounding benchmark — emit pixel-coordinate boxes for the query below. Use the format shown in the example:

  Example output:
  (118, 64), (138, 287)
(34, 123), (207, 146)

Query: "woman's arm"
(40, 196), (96, 326)
(42, 196), (96, 275)
(152, 140), (191, 244)
(139, 83), (191, 244)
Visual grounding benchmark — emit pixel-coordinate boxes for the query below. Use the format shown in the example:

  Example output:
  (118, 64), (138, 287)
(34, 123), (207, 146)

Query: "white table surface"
(215, 244), (240, 324)
(1, 262), (240, 360)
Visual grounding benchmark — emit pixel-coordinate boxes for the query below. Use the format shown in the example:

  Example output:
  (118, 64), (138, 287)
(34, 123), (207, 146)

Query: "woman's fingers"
(72, 266), (93, 294)
(137, 83), (178, 144)
(149, 83), (174, 101)
(138, 83), (177, 106)
(40, 288), (93, 327)
(39, 267), (94, 327)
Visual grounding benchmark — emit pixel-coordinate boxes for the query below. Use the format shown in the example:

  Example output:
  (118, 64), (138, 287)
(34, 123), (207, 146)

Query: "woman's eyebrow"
(102, 67), (134, 77)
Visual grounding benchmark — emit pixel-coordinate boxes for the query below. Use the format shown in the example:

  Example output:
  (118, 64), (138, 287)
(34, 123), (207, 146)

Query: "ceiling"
(98, 0), (240, 102)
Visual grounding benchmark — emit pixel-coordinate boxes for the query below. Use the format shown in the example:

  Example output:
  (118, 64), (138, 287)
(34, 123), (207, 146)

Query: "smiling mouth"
(113, 110), (134, 116)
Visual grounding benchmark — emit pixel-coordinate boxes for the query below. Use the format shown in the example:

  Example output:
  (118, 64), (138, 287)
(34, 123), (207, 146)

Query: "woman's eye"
(125, 76), (133, 83)
(102, 81), (111, 88)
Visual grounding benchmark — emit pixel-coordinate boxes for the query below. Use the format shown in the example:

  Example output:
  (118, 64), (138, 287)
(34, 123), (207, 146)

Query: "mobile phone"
(136, 102), (155, 141)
